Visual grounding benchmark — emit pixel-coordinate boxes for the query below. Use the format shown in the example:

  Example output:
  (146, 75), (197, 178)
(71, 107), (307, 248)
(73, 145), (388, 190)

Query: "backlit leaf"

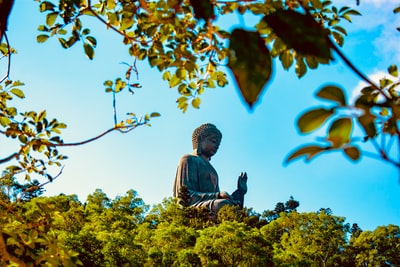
(150, 112), (161, 118)
(46, 12), (58, 26)
(297, 108), (334, 133)
(37, 34), (49, 43)
(388, 65), (398, 77)
(84, 43), (94, 60)
(228, 29), (272, 109)
(285, 145), (327, 164)
(358, 113), (377, 137)
(263, 9), (331, 60)
(0, 115), (11, 127)
(86, 36), (97, 47)
(279, 50), (293, 70)
(40, 1), (56, 12)
(10, 88), (25, 99)
(192, 97), (201, 109)
(316, 85), (346, 106)
(327, 118), (352, 148)
(344, 146), (360, 161)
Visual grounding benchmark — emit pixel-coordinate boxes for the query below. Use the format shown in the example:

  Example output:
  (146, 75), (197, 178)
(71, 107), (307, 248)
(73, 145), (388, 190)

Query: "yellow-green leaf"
(388, 65), (398, 77)
(46, 12), (58, 26)
(10, 88), (25, 99)
(285, 145), (327, 164)
(192, 97), (201, 109)
(297, 108), (334, 133)
(316, 85), (347, 106)
(328, 118), (352, 148)
(37, 34), (49, 43)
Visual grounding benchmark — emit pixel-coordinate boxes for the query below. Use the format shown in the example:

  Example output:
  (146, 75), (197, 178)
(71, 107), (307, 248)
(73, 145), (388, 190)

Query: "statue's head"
(192, 123), (222, 152)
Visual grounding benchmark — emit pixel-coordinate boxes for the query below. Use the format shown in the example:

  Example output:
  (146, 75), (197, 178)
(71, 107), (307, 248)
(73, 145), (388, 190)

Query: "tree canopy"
(1, 188), (399, 266)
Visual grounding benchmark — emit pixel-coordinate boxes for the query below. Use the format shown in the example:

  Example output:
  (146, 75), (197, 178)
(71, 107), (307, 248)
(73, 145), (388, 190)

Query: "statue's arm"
(174, 156), (218, 204)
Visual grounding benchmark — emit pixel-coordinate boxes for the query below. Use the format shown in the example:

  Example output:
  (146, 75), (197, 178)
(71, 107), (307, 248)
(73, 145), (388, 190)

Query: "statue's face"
(200, 133), (221, 158)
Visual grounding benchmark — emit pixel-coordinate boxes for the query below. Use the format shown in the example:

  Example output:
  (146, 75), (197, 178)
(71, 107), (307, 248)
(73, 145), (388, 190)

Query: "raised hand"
(237, 172), (248, 194)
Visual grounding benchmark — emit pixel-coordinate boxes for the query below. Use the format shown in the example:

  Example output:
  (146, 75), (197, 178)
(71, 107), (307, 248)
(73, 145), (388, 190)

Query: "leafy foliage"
(1, 187), (398, 266)
(286, 65), (400, 171)
(34, 0), (359, 110)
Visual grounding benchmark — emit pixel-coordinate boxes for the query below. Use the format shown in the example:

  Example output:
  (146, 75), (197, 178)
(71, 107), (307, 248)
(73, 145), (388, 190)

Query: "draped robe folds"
(173, 154), (241, 213)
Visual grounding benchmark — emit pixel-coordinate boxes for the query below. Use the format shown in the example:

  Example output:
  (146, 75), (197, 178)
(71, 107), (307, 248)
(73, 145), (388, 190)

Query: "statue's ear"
(196, 136), (202, 155)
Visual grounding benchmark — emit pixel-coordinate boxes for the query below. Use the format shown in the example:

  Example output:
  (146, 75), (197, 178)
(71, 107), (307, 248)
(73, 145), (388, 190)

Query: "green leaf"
(40, 1), (56, 12)
(358, 113), (376, 138)
(297, 108), (334, 134)
(228, 29), (272, 109)
(9, 88), (25, 99)
(107, 0), (116, 9)
(103, 80), (113, 86)
(388, 65), (398, 77)
(295, 57), (307, 78)
(279, 50), (293, 70)
(343, 146), (360, 161)
(316, 85), (346, 106)
(150, 112), (161, 118)
(57, 28), (67, 35)
(46, 12), (58, 26)
(169, 74), (181, 88)
(263, 9), (331, 60)
(285, 145), (327, 164)
(37, 34), (50, 43)
(191, 97), (201, 109)
(84, 43), (94, 60)
(120, 18), (134, 31)
(38, 110), (47, 122)
(37, 25), (49, 32)
(0, 115), (11, 127)
(86, 36), (97, 47)
(332, 31), (344, 47)
(327, 118), (352, 148)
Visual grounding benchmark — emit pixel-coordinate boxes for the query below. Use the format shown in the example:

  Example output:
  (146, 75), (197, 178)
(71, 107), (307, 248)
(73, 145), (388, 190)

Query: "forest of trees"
(1, 187), (399, 266)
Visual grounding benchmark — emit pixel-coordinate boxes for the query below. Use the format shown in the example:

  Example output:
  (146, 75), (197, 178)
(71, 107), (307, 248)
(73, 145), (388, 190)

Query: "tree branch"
(330, 39), (391, 101)
(17, 166), (64, 203)
(0, 33), (12, 84)
(0, 152), (18, 164)
(84, 1), (136, 42)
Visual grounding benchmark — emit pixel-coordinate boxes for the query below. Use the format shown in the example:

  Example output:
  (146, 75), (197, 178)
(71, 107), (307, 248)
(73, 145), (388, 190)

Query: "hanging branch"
(0, 33), (12, 84)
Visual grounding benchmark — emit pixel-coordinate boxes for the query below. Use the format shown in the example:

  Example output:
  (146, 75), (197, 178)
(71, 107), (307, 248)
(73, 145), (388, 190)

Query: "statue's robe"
(173, 154), (242, 213)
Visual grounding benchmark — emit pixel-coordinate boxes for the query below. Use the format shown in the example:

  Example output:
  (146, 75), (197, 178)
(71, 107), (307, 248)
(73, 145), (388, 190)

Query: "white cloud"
(350, 71), (388, 104)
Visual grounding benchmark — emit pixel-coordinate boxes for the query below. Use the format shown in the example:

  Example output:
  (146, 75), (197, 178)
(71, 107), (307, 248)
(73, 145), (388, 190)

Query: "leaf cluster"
(35, 0), (360, 110)
(286, 65), (400, 169)
(0, 79), (68, 183)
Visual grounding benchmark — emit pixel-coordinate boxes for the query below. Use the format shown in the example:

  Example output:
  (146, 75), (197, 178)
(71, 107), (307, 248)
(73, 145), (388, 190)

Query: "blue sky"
(3, 0), (400, 230)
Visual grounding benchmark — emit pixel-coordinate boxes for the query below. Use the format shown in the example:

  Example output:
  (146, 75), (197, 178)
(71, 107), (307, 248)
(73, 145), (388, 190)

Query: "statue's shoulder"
(179, 154), (201, 164)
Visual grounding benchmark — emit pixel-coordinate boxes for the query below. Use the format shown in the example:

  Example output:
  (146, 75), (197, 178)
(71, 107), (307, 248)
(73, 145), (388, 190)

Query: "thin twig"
(0, 152), (18, 164)
(17, 166), (65, 203)
(330, 39), (391, 101)
(84, 1), (135, 41)
(0, 33), (11, 84)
